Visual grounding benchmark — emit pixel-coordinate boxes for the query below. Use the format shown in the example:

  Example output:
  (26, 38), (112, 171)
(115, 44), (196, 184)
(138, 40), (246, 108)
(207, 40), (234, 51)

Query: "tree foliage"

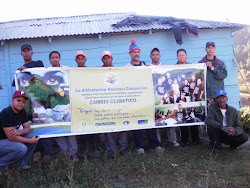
(234, 26), (250, 84)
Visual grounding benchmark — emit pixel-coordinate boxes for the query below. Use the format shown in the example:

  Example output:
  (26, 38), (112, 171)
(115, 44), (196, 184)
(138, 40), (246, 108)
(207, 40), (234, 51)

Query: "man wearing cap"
(15, 44), (53, 163)
(75, 51), (87, 67)
(101, 51), (114, 67)
(101, 51), (128, 158)
(0, 91), (39, 173)
(126, 40), (146, 66)
(19, 44), (44, 71)
(198, 42), (227, 104)
(126, 41), (164, 154)
(150, 48), (180, 147)
(205, 90), (248, 153)
(74, 51), (101, 157)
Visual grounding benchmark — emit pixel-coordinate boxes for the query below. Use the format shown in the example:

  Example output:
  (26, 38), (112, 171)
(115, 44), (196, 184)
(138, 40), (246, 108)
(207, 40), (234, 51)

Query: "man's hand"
(228, 127), (235, 136)
(29, 136), (40, 144)
(8, 128), (20, 137)
(222, 127), (235, 136)
(206, 62), (213, 69)
(19, 66), (26, 72)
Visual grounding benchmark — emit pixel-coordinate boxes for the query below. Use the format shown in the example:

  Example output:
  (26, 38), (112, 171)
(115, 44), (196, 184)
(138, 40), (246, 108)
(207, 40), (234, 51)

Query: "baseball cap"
(206, 41), (215, 47)
(101, 51), (112, 59)
(12, 90), (29, 100)
(21, 44), (32, 51)
(75, 51), (86, 58)
(216, 90), (227, 98)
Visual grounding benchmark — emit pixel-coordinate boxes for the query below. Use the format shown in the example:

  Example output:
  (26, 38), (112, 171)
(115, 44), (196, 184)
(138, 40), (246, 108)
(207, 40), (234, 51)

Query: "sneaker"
(137, 148), (145, 154)
(70, 154), (79, 162)
(21, 165), (31, 170)
(0, 169), (8, 176)
(182, 142), (190, 148)
(155, 146), (165, 153)
(193, 140), (201, 145)
(173, 141), (180, 147)
(213, 147), (221, 153)
(42, 154), (53, 162)
(108, 151), (116, 159)
(119, 149), (128, 156)
(33, 152), (42, 162)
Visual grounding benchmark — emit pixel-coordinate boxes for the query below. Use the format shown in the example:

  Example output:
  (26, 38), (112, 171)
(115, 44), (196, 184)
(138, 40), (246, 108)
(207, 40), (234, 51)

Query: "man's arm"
(8, 121), (31, 137)
(205, 104), (224, 130)
(3, 126), (39, 144)
(210, 61), (227, 80)
(232, 111), (243, 136)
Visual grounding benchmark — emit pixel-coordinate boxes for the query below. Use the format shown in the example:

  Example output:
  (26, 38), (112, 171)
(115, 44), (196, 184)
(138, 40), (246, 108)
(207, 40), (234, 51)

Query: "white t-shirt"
(220, 108), (227, 126)
(150, 62), (161, 66)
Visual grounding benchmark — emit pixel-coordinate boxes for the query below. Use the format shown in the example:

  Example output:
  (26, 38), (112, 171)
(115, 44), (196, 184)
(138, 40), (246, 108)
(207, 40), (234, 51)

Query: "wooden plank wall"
(0, 28), (241, 111)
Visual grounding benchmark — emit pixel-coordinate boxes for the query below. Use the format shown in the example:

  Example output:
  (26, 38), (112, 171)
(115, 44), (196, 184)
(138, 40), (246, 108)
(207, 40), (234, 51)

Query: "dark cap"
(21, 44), (32, 51)
(206, 41), (215, 47)
(12, 90), (29, 100)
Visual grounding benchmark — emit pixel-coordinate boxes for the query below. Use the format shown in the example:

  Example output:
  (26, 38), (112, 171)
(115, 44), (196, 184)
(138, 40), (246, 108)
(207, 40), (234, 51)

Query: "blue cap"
(216, 90), (227, 98)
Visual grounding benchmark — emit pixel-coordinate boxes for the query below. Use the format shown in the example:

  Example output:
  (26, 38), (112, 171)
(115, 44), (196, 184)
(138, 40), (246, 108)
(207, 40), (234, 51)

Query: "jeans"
(0, 133), (37, 172)
(55, 136), (78, 155)
(105, 132), (128, 151)
(167, 127), (177, 143)
(134, 129), (160, 149)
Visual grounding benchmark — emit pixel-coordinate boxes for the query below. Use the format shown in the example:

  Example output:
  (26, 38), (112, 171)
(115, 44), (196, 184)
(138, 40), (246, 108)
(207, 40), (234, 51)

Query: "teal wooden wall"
(0, 28), (241, 111)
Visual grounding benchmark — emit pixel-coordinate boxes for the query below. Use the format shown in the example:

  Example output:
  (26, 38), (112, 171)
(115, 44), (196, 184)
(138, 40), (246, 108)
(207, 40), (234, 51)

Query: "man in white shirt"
(205, 90), (248, 153)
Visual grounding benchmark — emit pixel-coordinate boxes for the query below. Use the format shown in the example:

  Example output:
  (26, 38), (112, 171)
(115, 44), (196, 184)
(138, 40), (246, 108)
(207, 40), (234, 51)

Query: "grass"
(1, 134), (249, 188)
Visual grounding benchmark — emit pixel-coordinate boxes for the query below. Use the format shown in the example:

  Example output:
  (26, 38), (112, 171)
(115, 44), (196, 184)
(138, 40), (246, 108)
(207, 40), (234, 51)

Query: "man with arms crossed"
(0, 91), (39, 174)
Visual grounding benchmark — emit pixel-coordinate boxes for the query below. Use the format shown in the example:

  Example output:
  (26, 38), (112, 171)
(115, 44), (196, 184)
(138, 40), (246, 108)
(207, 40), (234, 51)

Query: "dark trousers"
(180, 125), (200, 144)
(35, 138), (54, 156)
(208, 126), (248, 149)
(134, 129), (160, 149)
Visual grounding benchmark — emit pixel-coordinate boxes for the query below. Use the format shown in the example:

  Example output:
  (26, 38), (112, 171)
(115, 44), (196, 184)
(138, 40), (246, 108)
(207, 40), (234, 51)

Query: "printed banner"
(70, 68), (154, 134)
(152, 64), (206, 127)
(15, 64), (206, 138)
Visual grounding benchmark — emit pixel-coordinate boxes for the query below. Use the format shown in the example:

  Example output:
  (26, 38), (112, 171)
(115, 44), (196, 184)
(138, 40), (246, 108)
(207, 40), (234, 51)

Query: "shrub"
(240, 106), (250, 133)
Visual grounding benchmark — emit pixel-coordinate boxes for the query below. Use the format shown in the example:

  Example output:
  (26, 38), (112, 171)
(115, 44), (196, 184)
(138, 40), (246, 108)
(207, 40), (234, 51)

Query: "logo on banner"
(104, 72), (120, 86)
(138, 120), (148, 125)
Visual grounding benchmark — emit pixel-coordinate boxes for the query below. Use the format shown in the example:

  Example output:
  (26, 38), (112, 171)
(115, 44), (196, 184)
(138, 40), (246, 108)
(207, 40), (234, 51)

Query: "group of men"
(0, 40), (248, 175)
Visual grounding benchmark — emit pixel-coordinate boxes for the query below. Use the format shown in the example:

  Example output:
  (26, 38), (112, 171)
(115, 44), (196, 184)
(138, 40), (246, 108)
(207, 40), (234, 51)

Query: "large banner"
(15, 64), (206, 138)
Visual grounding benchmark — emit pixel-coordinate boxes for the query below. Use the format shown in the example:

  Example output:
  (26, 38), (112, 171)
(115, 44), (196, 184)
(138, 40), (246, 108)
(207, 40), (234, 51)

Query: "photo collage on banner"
(15, 68), (71, 136)
(152, 63), (207, 127)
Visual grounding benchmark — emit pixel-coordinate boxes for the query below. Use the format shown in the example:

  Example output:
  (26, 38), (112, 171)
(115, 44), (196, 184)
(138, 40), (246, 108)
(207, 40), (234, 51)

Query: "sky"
(0, 0), (249, 25)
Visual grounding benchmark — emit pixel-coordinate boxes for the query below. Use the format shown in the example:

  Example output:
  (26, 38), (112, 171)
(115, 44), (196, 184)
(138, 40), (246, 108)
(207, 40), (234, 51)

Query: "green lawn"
(1, 135), (249, 188)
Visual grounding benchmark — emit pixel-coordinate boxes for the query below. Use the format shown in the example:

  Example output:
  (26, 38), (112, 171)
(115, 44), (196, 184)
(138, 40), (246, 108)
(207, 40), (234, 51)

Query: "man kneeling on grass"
(0, 90), (39, 174)
(205, 90), (248, 153)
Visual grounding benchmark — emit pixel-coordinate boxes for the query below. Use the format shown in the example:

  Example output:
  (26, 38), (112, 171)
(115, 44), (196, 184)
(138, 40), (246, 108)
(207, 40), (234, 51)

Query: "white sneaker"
(138, 148), (145, 154)
(173, 142), (180, 147)
(155, 146), (165, 152)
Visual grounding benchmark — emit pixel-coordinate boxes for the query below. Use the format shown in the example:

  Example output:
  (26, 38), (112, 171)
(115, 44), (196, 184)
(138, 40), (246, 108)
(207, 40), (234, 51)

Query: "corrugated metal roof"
(0, 12), (246, 41)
